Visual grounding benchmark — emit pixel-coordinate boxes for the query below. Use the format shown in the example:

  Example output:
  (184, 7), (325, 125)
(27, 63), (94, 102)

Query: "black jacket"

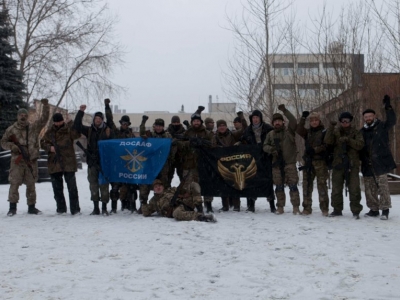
(360, 108), (397, 176)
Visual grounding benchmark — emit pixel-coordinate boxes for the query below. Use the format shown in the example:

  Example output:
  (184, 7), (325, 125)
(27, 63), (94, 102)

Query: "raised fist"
(301, 111), (310, 119)
(104, 98), (111, 105)
(198, 106), (205, 112)
(183, 120), (189, 127)
(237, 111), (244, 117)
(142, 115), (149, 122)
(40, 98), (49, 105)
(278, 104), (286, 112)
(79, 105), (87, 112)
(383, 95), (391, 108)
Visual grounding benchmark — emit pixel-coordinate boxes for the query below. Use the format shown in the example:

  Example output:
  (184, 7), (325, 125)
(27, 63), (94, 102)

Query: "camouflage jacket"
(324, 125), (364, 168)
(141, 187), (178, 218)
(178, 125), (215, 169)
(40, 121), (81, 174)
(1, 103), (50, 161)
(263, 109), (298, 165)
(296, 119), (327, 161)
(105, 104), (135, 139)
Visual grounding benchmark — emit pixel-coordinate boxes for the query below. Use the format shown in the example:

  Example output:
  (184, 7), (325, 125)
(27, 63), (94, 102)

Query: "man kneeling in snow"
(141, 179), (216, 222)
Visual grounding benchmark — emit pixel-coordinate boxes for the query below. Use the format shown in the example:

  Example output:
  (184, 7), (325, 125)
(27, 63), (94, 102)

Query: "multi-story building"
(248, 52), (364, 121)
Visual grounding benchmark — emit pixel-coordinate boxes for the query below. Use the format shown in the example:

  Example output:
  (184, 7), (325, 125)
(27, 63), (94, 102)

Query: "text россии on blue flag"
(98, 138), (171, 184)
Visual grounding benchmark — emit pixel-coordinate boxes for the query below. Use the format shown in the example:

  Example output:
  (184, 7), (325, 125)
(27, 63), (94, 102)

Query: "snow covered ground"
(0, 166), (399, 300)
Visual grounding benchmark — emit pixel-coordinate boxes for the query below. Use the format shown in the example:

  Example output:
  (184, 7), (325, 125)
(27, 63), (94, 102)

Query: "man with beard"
(296, 111), (330, 216)
(104, 99), (138, 214)
(324, 112), (364, 219)
(204, 118), (215, 132)
(1, 99), (50, 216)
(203, 117), (215, 210)
(74, 104), (115, 216)
(139, 116), (173, 210)
(240, 109), (275, 213)
(178, 106), (215, 213)
(167, 115), (185, 186)
(360, 95), (396, 220)
(41, 113), (81, 215)
(215, 113), (247, 211)
(263, 105), (299, 215)
(141, 179), (216, 222)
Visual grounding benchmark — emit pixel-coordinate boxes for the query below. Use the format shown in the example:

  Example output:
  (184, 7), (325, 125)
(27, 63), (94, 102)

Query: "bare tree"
(223, 0), (294, 122)
(5, 0), (125, 108)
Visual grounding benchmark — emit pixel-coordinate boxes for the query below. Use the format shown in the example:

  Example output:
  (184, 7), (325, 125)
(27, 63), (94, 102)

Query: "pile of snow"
(0, 166), (398, 299)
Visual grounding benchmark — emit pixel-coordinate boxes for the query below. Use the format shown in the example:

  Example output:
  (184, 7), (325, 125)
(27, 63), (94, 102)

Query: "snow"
(0, 166), (399, 300)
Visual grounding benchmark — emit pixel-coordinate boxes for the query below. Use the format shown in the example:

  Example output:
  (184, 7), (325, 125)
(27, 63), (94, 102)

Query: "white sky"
(104, 0), (377, 114)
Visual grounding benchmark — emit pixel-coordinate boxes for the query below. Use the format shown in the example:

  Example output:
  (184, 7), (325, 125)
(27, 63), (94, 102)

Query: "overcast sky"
(104, 0), (373, 114)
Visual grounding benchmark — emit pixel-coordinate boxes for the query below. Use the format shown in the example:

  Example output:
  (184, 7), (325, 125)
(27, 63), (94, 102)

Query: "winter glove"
(183, 120), (190, 127)
(237, 111), (244, 118)
(104, 98), (111, 106)
(40, 98), (49, 105)
(11, 144), (20, 154)
(142, 115), (149, 123)
(301, 111), (310, 119)
(197, 106), (205, 113)
(383, 95), (391, 109)
(339, 136), (349, 143)
(278, 104), (286, 112)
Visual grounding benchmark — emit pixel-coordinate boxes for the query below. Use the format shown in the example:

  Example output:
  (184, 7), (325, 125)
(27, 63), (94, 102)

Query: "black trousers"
(51, 171), (80, 214)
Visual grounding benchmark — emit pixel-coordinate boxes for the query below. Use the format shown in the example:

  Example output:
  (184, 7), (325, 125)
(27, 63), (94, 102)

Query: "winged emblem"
(217, 158), (257, 190)
(120, 149), (147, 172)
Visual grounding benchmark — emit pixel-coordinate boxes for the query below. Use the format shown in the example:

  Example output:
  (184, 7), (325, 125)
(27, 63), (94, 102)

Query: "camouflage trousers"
(8, 159), (38, 205)
(87, 166), (109, 203)
(364, 174), (392, 211)
(272, 163), (300, 208)
(331, 167), (362, 214)
(182, 168), (210, 204)
(173, 205), (202, 221)
(302, 160), (329, 213)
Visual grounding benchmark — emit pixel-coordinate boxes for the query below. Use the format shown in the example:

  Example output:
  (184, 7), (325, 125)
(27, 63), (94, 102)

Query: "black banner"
(197, 145), (272, 197)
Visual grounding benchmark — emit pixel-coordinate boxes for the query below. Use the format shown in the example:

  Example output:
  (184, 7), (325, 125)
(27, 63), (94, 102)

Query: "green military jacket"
(324, 125), (364, 168)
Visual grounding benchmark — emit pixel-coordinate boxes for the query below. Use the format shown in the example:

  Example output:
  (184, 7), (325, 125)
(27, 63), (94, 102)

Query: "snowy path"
(0, 167), (399, 300)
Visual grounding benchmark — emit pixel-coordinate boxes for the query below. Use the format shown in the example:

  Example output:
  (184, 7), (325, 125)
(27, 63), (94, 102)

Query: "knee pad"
(288, 184), (298, 192)
(275, 185), (284, 192)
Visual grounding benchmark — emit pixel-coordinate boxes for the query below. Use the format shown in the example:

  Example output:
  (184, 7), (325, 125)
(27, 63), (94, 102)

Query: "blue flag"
(98, 138), (171, 185)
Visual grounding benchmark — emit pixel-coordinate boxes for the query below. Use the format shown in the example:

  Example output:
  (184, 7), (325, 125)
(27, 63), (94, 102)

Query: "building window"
(274, 89), (292, 98)
(297, 68), (305, 76)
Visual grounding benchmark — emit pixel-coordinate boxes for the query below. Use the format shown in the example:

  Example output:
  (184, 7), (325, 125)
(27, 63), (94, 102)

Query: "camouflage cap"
(204, 117), (214, 124)
(17, 108), (28, 115)
(152, 179), (164, 188)
(154, 118), (165, 126)
(272, 113), (284, 122)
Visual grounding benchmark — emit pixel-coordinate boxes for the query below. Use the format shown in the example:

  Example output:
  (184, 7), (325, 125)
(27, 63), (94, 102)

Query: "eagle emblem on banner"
(217, 158), (257, 190)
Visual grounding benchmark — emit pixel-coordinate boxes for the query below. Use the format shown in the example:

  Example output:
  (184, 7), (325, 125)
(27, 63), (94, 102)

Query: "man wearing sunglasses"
(324, 112), (364, 219)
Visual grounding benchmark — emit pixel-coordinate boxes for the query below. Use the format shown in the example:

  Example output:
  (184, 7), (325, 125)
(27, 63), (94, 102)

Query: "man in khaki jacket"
(1, 99), (50, 216)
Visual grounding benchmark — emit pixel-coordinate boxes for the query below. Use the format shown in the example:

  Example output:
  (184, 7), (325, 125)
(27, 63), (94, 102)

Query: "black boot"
(197, 214), (217, 222)
(7, 202), (17, 217)
(196, 204), (203, 214)
(28, 204), (42, 215)
(219, 197), (229, 212)
(90, 201), (100, 215)
(205, 202), (213, 213)
(228, 198), (234, 208)
(329, 209), (343, 217)
(364, 209), (379, 217)
(102, 202), (109, 216)
(269, 199), (276, 213)
(232, 198), (240, 212)
(110, 200), (117, 214)
(246, 198), (255, 213)
(381, 209), (389, 220)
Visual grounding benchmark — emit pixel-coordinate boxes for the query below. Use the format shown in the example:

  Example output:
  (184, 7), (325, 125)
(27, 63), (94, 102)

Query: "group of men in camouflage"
(1, 95), (396, 221)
